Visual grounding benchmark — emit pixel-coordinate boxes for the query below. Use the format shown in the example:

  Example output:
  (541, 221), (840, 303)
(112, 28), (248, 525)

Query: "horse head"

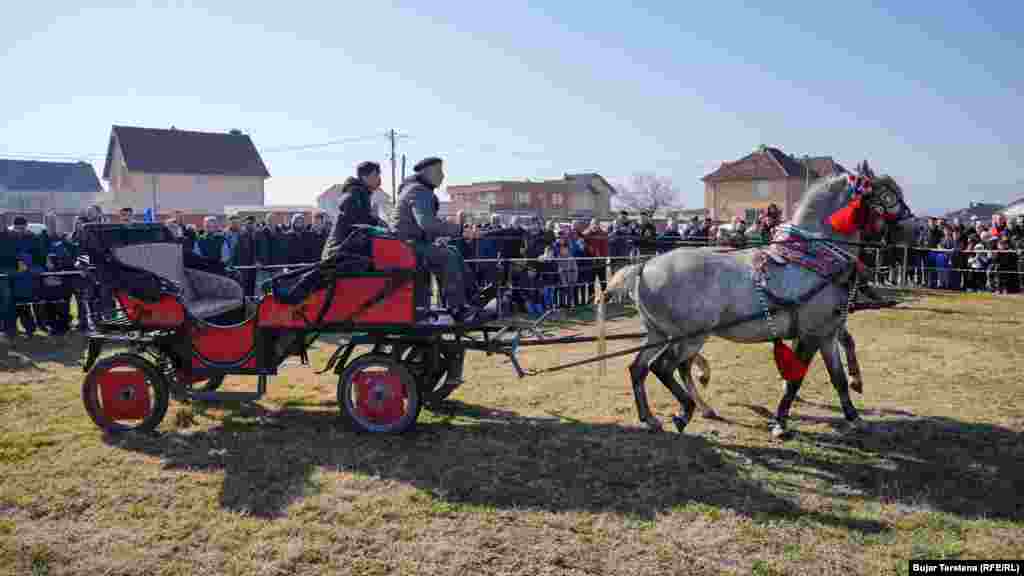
(790, 160), (913, 244)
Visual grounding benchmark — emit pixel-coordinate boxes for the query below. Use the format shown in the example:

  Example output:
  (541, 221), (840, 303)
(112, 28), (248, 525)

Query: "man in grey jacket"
(392, 156), (476, 322)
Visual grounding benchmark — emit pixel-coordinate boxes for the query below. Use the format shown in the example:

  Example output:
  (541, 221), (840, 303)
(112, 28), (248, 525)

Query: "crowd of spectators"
(897, 213), (1024, 293)
(8, 199), (1020, 336)
(449, 209), (736, 317)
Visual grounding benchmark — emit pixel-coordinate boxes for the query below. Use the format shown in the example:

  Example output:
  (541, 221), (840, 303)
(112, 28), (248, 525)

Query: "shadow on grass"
(0, 332), (88, 373)
(107, 400), (884, 535)
(729, 403), (1023, 521)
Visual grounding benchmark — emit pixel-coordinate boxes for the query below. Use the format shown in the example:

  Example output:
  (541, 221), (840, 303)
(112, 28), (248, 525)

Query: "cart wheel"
(338, 354), (420, 434)
(82, 353), (170, 434)
(401, 345), (459, 404)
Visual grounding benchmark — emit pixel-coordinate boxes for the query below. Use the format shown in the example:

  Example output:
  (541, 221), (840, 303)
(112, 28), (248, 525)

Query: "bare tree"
(613, 173), (684, 214)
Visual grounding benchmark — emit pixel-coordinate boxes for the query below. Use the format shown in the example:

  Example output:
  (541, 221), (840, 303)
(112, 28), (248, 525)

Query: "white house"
(100, 125), (270, 215)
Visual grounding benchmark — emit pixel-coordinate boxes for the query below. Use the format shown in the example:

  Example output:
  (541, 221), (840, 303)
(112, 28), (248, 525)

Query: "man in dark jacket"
(233, 216), (258, 295)
(194, 217), (226, 262)
(322, 161), (386, 262)
(391, 157), (475, 322)
(11, 217), (44, 335)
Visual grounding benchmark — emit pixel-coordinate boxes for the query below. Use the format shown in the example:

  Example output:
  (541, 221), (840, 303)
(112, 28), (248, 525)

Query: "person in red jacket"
(582, 218), (609, 290)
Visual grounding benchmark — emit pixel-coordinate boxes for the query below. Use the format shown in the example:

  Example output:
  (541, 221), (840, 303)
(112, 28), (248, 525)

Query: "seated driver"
(321, 161), (386, 262)
(391, 156), (478, 323)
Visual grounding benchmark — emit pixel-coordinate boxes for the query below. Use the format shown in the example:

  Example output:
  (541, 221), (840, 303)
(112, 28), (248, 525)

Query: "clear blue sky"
(2, 1), (1021, 216)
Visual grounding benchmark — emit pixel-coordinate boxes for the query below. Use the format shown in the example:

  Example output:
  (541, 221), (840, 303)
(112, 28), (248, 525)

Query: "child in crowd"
(968, 243), (991, 292)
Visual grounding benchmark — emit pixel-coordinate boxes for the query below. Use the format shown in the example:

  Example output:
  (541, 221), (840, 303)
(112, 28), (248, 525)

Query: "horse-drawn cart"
(78, 222), (541, 435)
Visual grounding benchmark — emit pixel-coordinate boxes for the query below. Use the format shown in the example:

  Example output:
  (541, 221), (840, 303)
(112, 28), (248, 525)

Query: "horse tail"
(601, 263), (640, 303)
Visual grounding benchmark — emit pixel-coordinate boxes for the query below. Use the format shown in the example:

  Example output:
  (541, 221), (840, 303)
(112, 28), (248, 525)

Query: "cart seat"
(113, 243), (245, 320)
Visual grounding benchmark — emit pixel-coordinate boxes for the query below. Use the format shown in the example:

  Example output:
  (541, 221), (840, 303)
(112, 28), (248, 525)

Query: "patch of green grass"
(24, 543), (55, 576)
(781, 542), (801, 562)
(0, 518), (14, 536)
(0, 434), (58, 464)
(751, 559), (786, 576)
(672, 501), (724, 522)
(622, 514), (656, 531)
(907, 514), (966, 561)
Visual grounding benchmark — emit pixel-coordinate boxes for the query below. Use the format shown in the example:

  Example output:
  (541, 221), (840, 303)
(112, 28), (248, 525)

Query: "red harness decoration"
(773, 340), (809, 381)
(828, 194), (865, 235)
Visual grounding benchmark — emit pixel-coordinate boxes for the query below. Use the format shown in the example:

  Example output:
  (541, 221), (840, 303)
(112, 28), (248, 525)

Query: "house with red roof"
(702, 145), (847, 222)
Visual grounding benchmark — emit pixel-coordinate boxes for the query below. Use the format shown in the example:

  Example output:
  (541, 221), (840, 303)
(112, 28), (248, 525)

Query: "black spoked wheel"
(82, 353), (170, 434)
(338, 354), (420, 434)
(401, 344), (460, 405)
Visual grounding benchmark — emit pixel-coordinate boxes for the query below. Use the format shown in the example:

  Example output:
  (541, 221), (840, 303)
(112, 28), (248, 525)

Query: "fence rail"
(2, 238), (1022, 335)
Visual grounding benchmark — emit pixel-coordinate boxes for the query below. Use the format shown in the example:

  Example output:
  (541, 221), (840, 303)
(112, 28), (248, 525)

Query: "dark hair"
(357, 161), (381, 178)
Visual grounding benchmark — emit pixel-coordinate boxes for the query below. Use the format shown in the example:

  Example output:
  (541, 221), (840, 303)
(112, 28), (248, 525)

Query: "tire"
(400, 344), (458, 404)
(338, 354), (420, 434)
(82, 353), (170, 434)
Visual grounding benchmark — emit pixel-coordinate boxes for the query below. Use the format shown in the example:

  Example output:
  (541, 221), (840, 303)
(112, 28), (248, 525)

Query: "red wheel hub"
(354, 371), (407, 423)
(98, 366), (151, 421)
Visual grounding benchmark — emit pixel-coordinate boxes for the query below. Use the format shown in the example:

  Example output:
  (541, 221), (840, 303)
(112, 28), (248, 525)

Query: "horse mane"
(789, 174), (853, 235)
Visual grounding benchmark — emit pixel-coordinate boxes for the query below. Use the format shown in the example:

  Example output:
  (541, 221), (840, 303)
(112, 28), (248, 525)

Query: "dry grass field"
(1, 289), (1022, 575)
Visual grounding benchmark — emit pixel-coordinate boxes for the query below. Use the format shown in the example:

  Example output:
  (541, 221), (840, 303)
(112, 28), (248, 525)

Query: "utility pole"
(389, 129), (397, 205)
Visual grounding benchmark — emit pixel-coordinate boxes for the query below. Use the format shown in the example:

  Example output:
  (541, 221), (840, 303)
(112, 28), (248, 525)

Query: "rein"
(520, 266), (847, 377)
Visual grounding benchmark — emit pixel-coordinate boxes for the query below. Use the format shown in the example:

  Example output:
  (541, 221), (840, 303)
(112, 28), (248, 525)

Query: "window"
(745, 208), (759, 224)
(514, 191), (530, 206)
(576, 192), (594, 211)
(194, 175), (208, 191)
(479, 191), (496, 204)
(551, 193), (563, 207)
(753, 180), (771, 198)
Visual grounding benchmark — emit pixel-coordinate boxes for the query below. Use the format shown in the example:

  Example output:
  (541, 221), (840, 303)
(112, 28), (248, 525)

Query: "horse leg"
(819, 333), (867, 433)
(650, 348), (698, 433)
(629, 343), (664, 432)
(837, 327), (862, 394)
(771, 338), (820, 439)
(678, 353), (717, 419)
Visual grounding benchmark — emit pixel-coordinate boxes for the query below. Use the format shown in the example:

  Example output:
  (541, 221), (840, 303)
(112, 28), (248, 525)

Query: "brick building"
(447, 173), (615, 221)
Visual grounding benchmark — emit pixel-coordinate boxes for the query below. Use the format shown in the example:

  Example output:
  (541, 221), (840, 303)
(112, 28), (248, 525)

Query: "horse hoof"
(850, 376), (863, 394)
(672, 414), (691, 434)
(770, 422), (791, 440)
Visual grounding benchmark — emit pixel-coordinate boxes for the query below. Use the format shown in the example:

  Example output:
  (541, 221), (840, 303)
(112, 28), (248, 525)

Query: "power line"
(260, 132), (389, 153)
(0, 131), (399, 161)
(0, 151), (105, 161)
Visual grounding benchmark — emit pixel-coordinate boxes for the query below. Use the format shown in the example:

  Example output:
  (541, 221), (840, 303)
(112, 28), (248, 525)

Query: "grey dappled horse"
(605, 169), (912, 438)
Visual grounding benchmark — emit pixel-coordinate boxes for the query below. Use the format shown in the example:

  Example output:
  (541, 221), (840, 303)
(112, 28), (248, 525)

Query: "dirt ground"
(1, 289), (1022, 575)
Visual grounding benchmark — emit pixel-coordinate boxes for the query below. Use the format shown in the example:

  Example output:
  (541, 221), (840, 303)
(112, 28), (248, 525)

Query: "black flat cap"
(414, 157), (443, 172)
(357, 161), (381, 177)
